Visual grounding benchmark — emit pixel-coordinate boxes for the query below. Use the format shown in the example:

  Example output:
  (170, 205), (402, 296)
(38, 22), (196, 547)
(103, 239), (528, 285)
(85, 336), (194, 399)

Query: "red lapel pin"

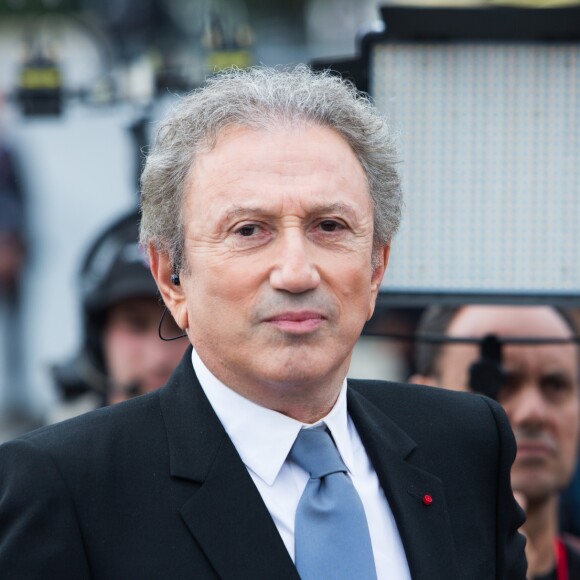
(408, 487), (434, 506)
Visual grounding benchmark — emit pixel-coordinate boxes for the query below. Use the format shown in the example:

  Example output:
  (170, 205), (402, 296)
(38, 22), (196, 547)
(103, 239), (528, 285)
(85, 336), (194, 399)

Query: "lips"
(515, 439), (557, 462)
(265, 311), (326, 333)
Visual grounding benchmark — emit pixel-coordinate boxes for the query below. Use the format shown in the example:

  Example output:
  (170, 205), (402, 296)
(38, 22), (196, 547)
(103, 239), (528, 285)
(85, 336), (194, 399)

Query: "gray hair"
(140, 64), (402, 272)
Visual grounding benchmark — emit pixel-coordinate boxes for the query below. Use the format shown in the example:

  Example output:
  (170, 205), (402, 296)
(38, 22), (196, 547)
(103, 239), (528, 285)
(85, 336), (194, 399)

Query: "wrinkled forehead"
(184, 124), (371, 211)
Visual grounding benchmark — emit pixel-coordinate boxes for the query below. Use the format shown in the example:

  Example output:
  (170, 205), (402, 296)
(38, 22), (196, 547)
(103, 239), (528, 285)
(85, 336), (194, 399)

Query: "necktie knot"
(290, 426), (377, 579)
(289, 428), (347, 479)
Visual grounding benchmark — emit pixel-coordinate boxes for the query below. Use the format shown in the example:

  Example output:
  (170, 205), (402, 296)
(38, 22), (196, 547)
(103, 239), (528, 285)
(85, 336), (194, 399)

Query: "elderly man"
(0, 66), (525, 579)
(411, 305), (580, 579)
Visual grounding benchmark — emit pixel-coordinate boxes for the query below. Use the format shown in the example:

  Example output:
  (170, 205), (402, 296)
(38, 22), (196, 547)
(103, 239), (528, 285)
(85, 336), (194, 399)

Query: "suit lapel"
(158, 353), (460, 579)
(348, 386), (461, 580)
(159, 351), (299, 580)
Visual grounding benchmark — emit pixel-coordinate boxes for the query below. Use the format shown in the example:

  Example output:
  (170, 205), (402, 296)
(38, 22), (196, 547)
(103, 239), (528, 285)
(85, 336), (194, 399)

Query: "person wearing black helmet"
(52, 209), (187, 407)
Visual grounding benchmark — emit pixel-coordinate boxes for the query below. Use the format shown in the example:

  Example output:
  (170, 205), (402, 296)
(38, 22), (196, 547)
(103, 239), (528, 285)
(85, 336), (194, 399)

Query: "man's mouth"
(515, 439), (557, 462)
(264, 311), (326, 333)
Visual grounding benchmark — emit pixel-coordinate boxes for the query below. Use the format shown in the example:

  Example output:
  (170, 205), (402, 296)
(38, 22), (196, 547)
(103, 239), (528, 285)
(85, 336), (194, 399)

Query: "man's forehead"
(202, 128), (363, 191)
(442, 306), (580, 379)
(448, 306), (574, 339)
(183, 126), (373, 222)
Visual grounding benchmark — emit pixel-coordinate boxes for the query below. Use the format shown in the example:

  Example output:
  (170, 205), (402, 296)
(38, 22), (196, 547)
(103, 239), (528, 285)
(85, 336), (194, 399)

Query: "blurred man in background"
(52, 209), (187, 412)
(0, 139), (32, 438)
(411, 304), (580, 579)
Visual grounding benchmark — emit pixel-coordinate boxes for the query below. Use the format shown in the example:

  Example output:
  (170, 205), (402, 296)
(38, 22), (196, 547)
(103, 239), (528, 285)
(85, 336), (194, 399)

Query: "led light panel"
(371, 42), (579, 303)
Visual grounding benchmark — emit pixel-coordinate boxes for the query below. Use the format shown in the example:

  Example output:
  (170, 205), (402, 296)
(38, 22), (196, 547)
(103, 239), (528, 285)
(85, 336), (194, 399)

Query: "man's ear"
(367, 244), (391, 320)
(408, 374), (439, 388)
(148, 243), (189, 332)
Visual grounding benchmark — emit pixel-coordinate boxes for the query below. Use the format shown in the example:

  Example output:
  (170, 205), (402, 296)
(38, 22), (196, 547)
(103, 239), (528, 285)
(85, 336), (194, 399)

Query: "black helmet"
(52, 209), (159, 400)
(80, 210), (157, 321)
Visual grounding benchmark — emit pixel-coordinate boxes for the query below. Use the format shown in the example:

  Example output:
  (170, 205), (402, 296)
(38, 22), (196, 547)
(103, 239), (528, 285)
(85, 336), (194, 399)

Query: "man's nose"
(506, 385), (549, 430)
(269, 230), (321, 293)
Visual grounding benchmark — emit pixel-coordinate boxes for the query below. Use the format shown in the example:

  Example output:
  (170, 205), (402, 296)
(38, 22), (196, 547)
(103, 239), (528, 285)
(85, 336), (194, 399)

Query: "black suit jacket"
(0, 350), (526, 579)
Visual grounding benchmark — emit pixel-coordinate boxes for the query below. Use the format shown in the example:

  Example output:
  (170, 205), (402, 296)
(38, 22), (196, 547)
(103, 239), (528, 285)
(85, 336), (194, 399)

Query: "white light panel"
(371, 42), (580, 299)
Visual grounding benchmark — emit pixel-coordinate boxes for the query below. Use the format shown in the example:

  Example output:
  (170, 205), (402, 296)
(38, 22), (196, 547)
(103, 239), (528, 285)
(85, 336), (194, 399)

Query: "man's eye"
(542, 377), (570, 394)
(236, 224), (260, 237)
(319, 220), (343, 232)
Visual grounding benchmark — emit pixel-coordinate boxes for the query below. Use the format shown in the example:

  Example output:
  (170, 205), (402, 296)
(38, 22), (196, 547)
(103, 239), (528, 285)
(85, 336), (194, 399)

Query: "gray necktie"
(289, 428), (378, 580)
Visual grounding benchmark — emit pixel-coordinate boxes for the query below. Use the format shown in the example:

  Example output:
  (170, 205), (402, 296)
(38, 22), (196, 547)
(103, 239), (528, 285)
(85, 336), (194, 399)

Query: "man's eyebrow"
(541, 370), (573, 381)
(502, 369), (522, 381)
(223, 206), (264, 220)
(220, 202), (359, 223)
(216, 206), (267, 229)
(314, 203), (359, 220)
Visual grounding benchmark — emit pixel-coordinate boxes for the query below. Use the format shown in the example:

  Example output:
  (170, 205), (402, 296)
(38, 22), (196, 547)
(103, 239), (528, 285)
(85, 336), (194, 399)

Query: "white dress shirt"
(191, 348), (411, 579)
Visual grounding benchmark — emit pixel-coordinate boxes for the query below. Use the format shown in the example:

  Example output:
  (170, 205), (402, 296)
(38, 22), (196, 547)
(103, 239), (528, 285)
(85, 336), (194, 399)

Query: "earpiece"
(171, 273), (180, 285)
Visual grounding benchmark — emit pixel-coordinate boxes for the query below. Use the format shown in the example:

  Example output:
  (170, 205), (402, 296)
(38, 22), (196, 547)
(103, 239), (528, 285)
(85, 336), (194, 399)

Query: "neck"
(522, 495), (559, 577)
(243, 373), (345, 424)
(269, 388), (342, 424)
(196, 347), (349, 424)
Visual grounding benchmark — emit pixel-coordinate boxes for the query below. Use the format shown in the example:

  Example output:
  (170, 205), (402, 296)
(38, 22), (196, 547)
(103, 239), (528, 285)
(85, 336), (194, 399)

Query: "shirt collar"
(191, 348), (354, 485)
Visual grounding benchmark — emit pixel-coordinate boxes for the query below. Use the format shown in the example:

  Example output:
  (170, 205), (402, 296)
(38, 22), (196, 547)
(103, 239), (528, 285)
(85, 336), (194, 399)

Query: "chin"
(263, 367), (327, 389)
(512, 476), (559, 504)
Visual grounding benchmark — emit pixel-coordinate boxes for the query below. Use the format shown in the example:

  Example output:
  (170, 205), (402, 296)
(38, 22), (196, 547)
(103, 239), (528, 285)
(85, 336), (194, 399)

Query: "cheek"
(560, 405), (580, 456)
(103, 329), (142, 376)
(437, 347), (479, 391)
(551, 403), (580, 481)
(320, 265), (371, 318)
(184, 269), (262, 338)
(189, 277), (256, 313)
(439, 364), (472, 392)
(324, 260), (373, 297)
